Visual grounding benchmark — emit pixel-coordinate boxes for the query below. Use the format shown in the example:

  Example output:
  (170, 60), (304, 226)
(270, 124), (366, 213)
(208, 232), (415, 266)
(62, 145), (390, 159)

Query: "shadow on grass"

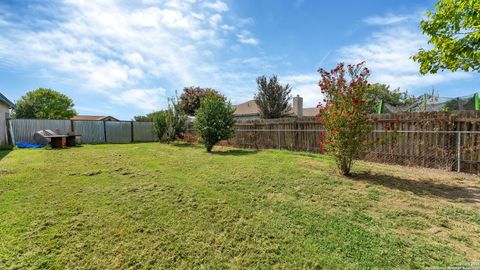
(352, 172), (480, 203)
(211, 149), (258, 156)
(0, 150), (12, 161)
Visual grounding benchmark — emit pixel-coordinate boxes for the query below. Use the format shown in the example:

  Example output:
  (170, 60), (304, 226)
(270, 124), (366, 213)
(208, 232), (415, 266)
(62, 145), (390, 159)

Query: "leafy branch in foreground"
(412, 0), (480, 74)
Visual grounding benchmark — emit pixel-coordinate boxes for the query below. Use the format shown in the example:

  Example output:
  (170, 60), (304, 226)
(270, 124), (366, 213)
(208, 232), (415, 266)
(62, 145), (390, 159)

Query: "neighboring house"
(234, 95), (318, 121)
(71, 115), (119, 121)
(0, 92), (15, 145)
(233, 100), (260, 121)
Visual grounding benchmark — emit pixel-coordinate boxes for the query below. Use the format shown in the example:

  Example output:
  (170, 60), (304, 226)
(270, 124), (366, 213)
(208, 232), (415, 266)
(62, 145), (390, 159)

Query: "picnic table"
(65, 131), (82, 146)
(33, 130), (81, 148)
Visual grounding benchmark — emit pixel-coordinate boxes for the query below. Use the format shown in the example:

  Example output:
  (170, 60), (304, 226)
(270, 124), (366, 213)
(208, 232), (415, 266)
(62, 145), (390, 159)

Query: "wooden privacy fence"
(186, 111), (480, 174)
(8, 119), (157, 144)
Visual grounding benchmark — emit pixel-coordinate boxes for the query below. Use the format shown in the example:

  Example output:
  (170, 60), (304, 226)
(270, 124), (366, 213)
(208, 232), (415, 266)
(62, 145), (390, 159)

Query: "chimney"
(292, 95), (303, 117)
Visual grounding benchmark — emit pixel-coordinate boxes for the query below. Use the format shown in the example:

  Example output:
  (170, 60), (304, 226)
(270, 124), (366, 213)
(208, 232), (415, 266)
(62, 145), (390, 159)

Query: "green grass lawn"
(0, 143), (479, 269)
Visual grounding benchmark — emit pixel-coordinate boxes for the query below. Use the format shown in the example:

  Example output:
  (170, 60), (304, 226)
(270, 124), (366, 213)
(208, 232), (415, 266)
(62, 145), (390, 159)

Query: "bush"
(194, 93), (235, 152)
(152, 110), (168, 141)
(152, 98), (186, 143)
(317, 62), (375, 176)
(179, 87), (225, 116)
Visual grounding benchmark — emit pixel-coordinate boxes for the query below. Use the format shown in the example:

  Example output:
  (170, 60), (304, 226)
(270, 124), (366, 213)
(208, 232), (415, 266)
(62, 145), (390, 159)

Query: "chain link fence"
(383, 93), (479, 113)
(209, 128), (479, 174)
(365, 130), (474, 173)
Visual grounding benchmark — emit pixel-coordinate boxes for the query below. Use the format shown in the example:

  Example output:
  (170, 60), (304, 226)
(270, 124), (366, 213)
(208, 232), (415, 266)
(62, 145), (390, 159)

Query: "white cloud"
(339, 24), (471, 92)
(203, 1), (229, 12)
(278, 11), (472, 106)
(237, 30), (259, 45)
(111, 88), (167, 112)
(0, 0), (257, 111)
(282, 73), (322, 108)
(283, 74), (317, 85)
(363, 14), (411, 25)
(209, 14), (223, 26)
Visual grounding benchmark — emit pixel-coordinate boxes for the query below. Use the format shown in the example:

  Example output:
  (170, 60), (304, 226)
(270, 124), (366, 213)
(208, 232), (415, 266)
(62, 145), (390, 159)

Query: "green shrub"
(152, 110), (168, 141)
(153, 98), (186, 143)
(194, 93), (235, 152)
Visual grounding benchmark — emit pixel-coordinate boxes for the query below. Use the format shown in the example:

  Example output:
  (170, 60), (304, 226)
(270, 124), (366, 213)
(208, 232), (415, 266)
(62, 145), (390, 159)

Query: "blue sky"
(0, 0), (478, 120)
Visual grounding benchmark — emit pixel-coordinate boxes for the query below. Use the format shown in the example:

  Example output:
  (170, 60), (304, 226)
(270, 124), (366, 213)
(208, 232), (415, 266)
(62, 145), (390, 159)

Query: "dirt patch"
(0, 169), (11, 175)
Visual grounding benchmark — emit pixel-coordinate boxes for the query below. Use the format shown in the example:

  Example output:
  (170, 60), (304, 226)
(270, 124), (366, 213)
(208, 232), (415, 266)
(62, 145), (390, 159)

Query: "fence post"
(457, 131), (461, 172)
(103, 120), (107, 143)
(294, 119), (298, 151)
(6, 116), (15, 145)
(474, 92), (479, 111)
(423, 94), (427, 112)
(130, 121), (134, 142)
(253, 121), (258, 150)
(377, 99), (383, 114)
(277, 127), (281, 150)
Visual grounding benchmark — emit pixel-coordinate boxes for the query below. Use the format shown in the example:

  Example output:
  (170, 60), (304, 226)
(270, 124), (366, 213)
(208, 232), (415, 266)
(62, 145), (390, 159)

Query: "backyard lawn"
(0, 143), (479, 269)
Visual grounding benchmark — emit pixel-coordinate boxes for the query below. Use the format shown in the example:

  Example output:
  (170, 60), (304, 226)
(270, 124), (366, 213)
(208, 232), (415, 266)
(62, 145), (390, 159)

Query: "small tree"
(195, 93), (236, 152)
(317, 62), (376, 176)
(152, 98), (186, 143)
(254, 75), (292, 119)
(15, 88), (76, 119)
(179, 86), (224, 116)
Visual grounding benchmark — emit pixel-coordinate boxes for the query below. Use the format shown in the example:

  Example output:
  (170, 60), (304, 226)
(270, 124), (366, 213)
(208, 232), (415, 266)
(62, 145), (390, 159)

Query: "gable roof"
(71, 115), (119, 121)
(0, 92), (15, 108)
(302, 107), (319, 117)
(234, 100), (259, 116)
(234, 100), (319, 117)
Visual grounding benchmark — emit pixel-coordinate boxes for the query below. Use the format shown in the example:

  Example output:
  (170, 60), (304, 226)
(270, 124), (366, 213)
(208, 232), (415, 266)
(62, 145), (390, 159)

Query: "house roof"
(0, 92), (15, 108)
(234, 100), (259, 116)
(302, 107), (319, 117)
(234, 100), (318, 117)
(71, 115), (119, 121)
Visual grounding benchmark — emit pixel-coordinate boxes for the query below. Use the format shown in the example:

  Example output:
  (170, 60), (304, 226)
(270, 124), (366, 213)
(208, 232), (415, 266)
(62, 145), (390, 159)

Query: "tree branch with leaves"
(412, 0), (480, 74)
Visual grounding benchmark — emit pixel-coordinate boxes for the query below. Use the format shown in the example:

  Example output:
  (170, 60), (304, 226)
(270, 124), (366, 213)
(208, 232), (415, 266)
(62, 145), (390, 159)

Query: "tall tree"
(254, 75), (292, 119)
(15, 88), (76, 119)
(178, 86), (224, 116)
(412, 0), (480, 74)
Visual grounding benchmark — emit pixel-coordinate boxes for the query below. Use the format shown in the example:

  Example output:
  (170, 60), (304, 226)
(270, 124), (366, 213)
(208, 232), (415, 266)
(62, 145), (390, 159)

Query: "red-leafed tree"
(317, 62), (376, 176)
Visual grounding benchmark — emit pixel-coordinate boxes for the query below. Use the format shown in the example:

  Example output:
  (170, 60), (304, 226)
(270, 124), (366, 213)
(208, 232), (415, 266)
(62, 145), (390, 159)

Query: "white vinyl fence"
(9, 119), (157, 144)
